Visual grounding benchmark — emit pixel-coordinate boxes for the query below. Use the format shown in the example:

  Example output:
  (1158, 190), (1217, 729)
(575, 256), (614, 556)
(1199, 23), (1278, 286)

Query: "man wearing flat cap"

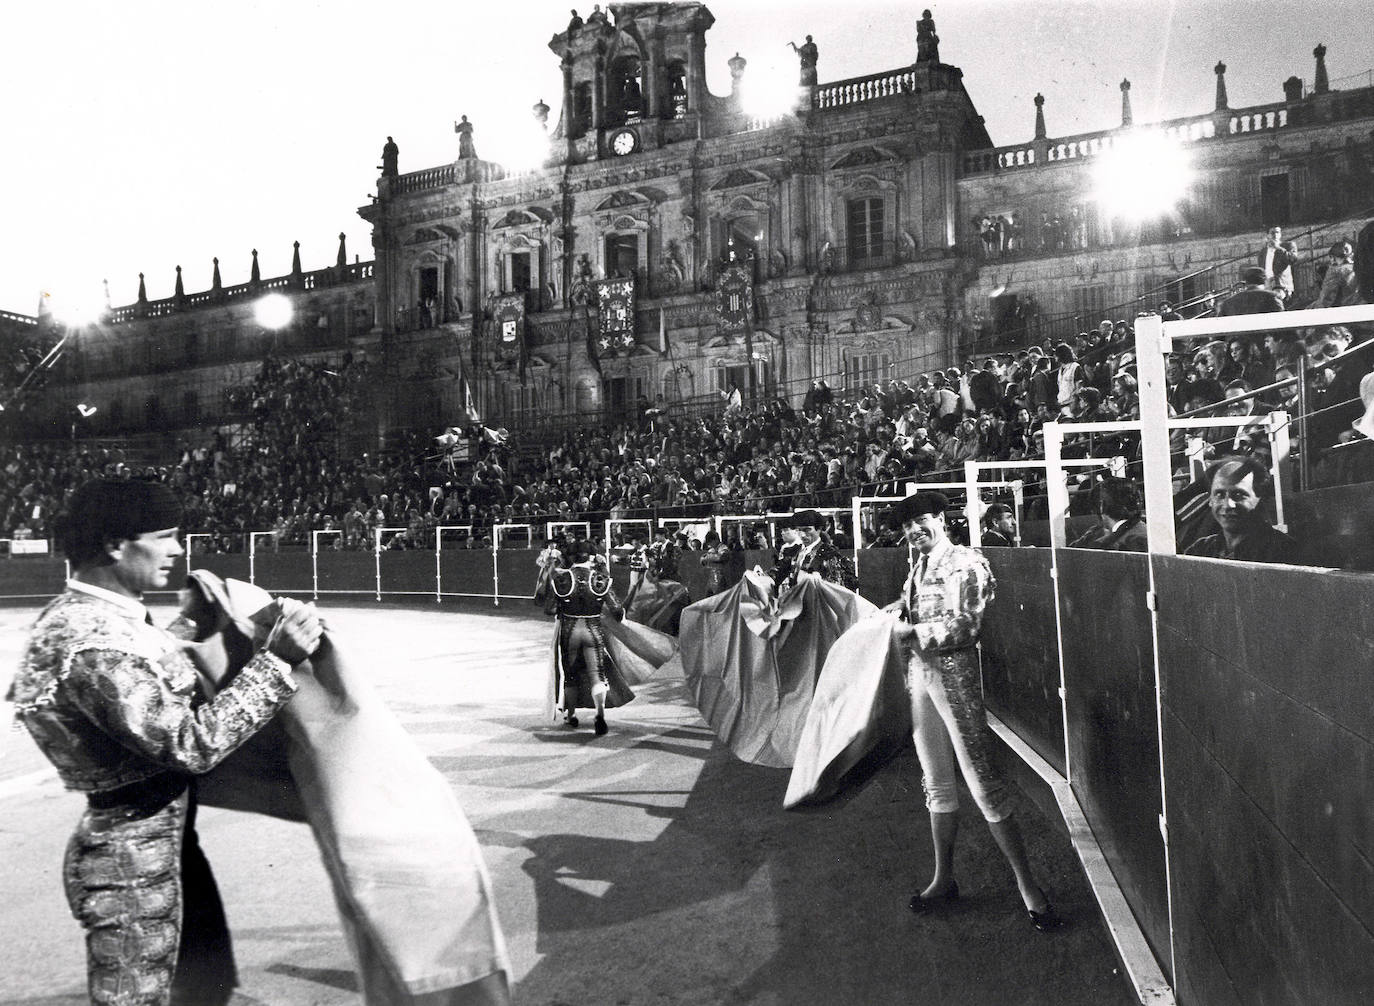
(775, 509), (857, 591)
(8, 478), (322, 1005)
(1218, 265), (1285, 317)
(885, 490), (1061, 930)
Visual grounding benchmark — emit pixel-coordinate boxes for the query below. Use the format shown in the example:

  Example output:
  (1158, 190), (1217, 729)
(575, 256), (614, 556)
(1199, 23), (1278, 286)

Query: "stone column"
(646, 39), (661, 119)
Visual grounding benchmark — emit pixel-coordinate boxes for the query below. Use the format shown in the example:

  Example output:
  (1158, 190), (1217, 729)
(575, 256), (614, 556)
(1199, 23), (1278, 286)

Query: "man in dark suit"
(1257, 225), (1294, 303)
(1184, 456), (1299, 564)
(980, 503), (1018, 547)
(1070, 476), (1148, 551)
(787, 509), (858, 589)
(1219, 266), (1284, 317)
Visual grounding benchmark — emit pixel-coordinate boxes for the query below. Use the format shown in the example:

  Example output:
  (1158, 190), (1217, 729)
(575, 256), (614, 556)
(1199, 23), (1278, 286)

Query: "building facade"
(6, 5), (1372, 447)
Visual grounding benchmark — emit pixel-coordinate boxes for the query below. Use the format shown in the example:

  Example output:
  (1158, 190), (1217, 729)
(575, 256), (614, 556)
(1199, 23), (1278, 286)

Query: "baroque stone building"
(362, 3), (1374, 434)
(6, 5), (1373, 446)
(361, 1), (988, 431)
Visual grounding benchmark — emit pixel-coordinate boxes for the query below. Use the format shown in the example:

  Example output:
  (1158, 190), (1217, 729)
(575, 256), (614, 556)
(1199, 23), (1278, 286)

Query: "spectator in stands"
(1025, 354), (1056, 415)
(980, 503), (1017, 546)
(1258, 225), (1295, 303)
(1053, 343), (1083, 416)
(1315, 239), (1361, 308)
(1184, 456), (1299, 564)
(1070, 476), (1147, 551)
(1218, 266), (1284, 316)
(968, 358), (1003, 413)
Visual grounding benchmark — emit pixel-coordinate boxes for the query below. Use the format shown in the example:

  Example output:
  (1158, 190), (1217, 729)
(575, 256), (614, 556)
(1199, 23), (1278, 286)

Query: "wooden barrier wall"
(979, 548), (1065, 776)
(1056, 550), (1171, 978)
(1155, 556), (1374, 1005)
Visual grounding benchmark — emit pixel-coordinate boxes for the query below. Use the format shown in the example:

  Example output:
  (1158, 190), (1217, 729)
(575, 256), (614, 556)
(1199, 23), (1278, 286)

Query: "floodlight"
(253, 293), (294, 330)
(48, 291), (98, 328)
(1091, 131), (1194, 222)
(741, 60), (799, 120)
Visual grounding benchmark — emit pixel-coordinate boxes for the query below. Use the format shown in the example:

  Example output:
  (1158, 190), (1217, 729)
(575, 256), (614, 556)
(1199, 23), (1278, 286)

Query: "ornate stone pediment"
(710, 168), (769, 190)
(493, 207), (554, 229)
(596, 190), (649, 211)
(831, 146), (898, 170)
(406, 226), (447, 245)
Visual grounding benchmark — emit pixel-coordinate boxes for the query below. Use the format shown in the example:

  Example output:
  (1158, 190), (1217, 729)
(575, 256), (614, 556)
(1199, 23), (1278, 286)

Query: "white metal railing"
(310, 529), (342, 600)
(434, 524), (477, 602)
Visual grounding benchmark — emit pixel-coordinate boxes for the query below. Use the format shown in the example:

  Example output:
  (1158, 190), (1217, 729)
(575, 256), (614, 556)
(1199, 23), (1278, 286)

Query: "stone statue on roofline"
(380, 136), (398, 177)
(455, 116), (477, 159)
(788, 35), (819, 87)
(916, 9), (940, 64)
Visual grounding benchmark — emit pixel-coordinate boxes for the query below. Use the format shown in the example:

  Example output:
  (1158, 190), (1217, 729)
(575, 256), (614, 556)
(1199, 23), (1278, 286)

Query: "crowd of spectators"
(2, 282), (1372, 557)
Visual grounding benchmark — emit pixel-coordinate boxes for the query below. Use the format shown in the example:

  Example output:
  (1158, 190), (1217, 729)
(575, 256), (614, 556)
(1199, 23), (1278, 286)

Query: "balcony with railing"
(962, 100), (1302, 177)
(105, 261), (375, 325)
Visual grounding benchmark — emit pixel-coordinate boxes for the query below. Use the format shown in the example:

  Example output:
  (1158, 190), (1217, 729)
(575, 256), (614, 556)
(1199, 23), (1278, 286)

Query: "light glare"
(253, 292), (294, 330)
(1091, 132), (1193, 222)
(741, 59), (800, 120)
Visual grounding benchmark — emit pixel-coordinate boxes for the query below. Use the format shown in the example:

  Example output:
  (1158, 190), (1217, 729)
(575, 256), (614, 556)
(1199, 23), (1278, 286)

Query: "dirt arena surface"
(0, 601), (1132, 1005)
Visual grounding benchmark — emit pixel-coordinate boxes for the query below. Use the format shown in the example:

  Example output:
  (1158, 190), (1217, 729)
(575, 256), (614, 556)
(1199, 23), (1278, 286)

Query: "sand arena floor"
(0, 601), (1131, 1006)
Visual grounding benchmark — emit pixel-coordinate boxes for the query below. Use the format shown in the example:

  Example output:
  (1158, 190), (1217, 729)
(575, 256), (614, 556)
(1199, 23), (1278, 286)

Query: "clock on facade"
(609, 128), (638, 156)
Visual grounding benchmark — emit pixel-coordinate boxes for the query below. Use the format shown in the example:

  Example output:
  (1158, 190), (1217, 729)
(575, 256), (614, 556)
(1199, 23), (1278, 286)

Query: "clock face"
(611, 129), (637, 155)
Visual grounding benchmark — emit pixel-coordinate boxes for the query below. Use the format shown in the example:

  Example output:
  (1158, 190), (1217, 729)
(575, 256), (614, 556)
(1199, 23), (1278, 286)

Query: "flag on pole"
(463, 376), (480, 423)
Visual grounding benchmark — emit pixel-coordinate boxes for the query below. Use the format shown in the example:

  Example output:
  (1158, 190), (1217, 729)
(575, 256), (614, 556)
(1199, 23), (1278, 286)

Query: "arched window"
(665, 60), (688, 119)
(611, 55), (643, 124)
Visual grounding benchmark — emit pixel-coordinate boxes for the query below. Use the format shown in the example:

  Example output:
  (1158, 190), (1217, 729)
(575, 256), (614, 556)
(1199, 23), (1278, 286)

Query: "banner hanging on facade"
(595, 277), (636, 357)
(717, 258), (754, 334)
(493, 293), (526, 365)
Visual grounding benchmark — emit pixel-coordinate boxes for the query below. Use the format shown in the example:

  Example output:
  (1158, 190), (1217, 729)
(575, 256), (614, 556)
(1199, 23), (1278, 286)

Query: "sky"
(3, 0), (1372, 317)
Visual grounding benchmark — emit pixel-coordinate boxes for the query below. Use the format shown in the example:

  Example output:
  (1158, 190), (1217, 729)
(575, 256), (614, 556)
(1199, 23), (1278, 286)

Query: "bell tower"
(549, 2), (715, 164)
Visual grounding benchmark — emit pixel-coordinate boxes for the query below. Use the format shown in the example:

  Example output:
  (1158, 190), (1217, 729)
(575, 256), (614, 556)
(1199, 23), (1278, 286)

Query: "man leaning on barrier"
(1184, 455), (1301, 564)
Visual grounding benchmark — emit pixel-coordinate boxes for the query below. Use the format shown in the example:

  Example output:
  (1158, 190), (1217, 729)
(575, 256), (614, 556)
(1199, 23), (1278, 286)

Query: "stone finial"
(1214, 61), (1229, 109)
(291, 241), (302, 277)
(336, 233), (348, 269)
(102, 278), (111, 310)
(250, 249), (261, 285)
(1120, 79), (1133, 126)
(174, 265), (185, 301)
(1034, 93), (1047, 139)
(728, 51), (747, 93)
(1314, 43), (1329, 94)
(137, 272), (147, 304)
(1283, 75), (1304, 103)
(533, 98), (550, 128)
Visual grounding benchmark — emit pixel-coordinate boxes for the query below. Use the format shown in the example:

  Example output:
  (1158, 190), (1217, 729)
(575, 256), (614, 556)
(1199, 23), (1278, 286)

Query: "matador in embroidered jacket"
(7, 479), (319, 1006)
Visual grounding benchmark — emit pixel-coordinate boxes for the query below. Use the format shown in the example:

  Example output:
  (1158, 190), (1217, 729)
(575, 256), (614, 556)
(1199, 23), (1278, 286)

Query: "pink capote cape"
(184, 572), (510, 1006)
(678, 569), (876, 768)
(625, 574), (690, 634)
(783, 612), (912, 808)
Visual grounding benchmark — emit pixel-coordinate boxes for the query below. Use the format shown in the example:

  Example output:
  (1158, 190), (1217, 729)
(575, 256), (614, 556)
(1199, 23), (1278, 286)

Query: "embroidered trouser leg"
(906, 650), (1013, 823)
(65, 794), (188, 1006)
(563, 619), (610, 707)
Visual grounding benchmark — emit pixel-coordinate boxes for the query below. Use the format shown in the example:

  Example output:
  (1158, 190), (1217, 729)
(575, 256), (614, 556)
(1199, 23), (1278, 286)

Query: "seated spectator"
(1314, 239), (1360, 308)
(1183, 456), (1299, 564)
(1070, 475), (1147, 551)
(1218, 267), (1284, 316)
(980, 503), (1018, 547)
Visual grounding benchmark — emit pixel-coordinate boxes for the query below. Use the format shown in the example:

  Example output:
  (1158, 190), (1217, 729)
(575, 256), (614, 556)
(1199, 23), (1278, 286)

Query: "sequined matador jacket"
(8, 586), (296, 1005)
